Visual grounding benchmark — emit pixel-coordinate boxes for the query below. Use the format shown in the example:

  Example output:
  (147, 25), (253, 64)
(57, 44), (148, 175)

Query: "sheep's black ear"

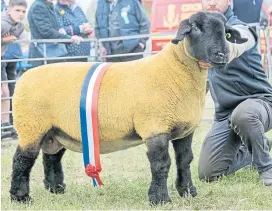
(225, 24), (248, 44)
(171, 19), (191, 44)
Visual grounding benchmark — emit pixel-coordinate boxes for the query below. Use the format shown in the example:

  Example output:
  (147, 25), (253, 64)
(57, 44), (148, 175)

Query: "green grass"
(1, 122), (272, 210)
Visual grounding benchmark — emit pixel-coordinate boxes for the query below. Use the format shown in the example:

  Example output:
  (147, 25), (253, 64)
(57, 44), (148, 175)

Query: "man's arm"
(227, 25), (256, 62)
(13, 23), (25, 38)
(1, 22), (16, 44)
(1, 20), (11, 36)
(135, 0), (150, 46)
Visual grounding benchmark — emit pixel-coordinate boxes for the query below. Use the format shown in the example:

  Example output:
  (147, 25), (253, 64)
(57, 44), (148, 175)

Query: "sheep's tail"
(80, 62), (111, 187)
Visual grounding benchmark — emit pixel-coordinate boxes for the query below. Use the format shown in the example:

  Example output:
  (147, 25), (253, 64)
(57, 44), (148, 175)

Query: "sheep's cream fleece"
(13, 41), (208, 152)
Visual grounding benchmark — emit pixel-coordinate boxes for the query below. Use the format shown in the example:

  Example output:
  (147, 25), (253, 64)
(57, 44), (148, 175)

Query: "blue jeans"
(198, 98), (272, 181)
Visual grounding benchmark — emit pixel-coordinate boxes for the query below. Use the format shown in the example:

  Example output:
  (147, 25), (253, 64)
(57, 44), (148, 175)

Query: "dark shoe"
(259, 168), (272, 186)
(1, 131), (11, 139)
(1, 122), (17, 138)
(9, 127), (18, 138)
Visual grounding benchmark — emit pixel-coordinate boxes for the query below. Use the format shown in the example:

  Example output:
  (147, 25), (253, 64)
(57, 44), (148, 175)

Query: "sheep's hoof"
(45, 183), (66, 194)
(178, 186), (197, 198)
(10, 194), (32, 204)
(149, 193), (172, 206)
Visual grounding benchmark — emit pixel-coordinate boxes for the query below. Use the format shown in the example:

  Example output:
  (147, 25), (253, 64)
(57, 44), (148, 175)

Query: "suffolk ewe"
(10, 12), (247, 205)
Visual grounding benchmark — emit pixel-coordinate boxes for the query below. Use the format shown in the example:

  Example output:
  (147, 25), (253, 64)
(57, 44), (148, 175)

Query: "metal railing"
(264, 26), (272, 79)
(1, 27), (272, 134)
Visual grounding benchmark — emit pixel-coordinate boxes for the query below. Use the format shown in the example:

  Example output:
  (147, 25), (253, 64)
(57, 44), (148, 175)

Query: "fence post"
(256, 24), (261, 54)
(43, 43), (47, 65)
(95, 39), (100, 62)
(265, 27), (272, 81)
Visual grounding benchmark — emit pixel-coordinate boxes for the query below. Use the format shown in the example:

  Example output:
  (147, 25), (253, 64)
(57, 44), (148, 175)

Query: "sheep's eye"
(226, 33), (231, 39)
(192, 25), (199, 31)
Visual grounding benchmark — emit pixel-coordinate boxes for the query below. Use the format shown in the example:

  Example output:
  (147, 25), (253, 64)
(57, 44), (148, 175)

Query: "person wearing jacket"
(95, 0), (150, 62)
(27, 0), (82, 67)
(198, 0), (272, 186)
(55, 0), (93, 62)
(232, 0), (263, 24)
(1, 0), (27, 139)
(1, 0), (24, 129)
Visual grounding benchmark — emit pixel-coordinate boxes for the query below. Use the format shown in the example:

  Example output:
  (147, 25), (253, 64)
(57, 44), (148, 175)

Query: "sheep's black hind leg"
(172, 133), (197, 197)
(43, 148), (66, 194)
(10, 145), (40, 203)
(146, 133), (171, 205)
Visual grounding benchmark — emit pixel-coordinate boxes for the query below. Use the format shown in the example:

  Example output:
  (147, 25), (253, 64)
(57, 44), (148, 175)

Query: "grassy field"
(1, 122), (272, 210)
(1, 95), (272, 210)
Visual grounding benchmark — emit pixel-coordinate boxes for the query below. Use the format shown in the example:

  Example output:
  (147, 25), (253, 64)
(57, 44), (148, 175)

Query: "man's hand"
(58, 28), (67, 35)
(139, 42), (145, 49)
(71, 35), (83, 45)
(82, 23), (93, 35)
(2, 35), (17, 43)
(99, 46), (107, 61)
(198, 60), (212, 69)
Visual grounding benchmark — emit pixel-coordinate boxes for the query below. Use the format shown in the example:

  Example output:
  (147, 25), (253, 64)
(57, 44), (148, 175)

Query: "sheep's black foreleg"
(146, 133), (171, 205)
(43, 148), (66, 194)
(10, 145), (40, 203)
(172, 133), (197, 197)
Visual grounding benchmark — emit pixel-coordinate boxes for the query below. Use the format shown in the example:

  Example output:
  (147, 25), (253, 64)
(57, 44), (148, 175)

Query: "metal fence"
(1, 27), (272, 134)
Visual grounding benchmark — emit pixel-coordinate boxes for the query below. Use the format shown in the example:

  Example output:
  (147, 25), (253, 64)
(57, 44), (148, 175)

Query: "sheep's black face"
(171, 12), (248, 69)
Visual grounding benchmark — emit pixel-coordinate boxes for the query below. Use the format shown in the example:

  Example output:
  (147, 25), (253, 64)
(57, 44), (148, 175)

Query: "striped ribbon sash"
(80, 63), (111, 187)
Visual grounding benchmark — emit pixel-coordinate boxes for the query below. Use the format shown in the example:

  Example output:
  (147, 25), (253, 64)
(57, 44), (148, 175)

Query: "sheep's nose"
(210, 52), (228, 64)
(215, 52), (225, 59)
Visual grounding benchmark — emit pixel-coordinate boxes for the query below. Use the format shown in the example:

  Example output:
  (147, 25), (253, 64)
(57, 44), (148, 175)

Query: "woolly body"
(13, 41), (207, 152)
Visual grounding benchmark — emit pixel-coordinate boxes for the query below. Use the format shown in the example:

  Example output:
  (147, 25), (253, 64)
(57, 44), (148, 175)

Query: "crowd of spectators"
(1, 0), (272, 140)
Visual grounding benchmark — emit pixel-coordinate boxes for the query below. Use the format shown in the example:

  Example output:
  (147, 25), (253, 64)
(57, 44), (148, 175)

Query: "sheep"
(10, 12), (247, 205)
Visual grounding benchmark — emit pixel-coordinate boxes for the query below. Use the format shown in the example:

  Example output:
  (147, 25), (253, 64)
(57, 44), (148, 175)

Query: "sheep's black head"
(171, 12), (248, 69)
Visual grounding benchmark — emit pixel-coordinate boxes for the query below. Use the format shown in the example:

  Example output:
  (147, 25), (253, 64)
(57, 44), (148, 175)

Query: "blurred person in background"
(232, 0), (271, 29)
(95, 0), (150, 62)
(55, 0), (93, 62)
(1, 0), (27, 127)
(27, 0), (82, 67)
(232, 0), (263, 25)
(1, 0), (27, 139)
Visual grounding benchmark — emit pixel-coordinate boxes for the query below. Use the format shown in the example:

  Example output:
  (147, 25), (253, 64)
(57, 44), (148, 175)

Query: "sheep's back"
(13, 63), (94, 147)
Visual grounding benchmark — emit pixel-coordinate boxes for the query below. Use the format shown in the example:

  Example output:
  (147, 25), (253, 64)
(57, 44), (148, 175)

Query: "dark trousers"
(106, 46), (144, 62)
(1, 61), (17, 124)
(2, 62), (17, 97)
(198, 98), (272, 181)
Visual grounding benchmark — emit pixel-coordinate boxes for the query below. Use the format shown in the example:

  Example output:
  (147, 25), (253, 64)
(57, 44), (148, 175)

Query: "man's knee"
(198, 160), (224, 182)
(231, 101), (260, 130)
(198, 162), (213, 181)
